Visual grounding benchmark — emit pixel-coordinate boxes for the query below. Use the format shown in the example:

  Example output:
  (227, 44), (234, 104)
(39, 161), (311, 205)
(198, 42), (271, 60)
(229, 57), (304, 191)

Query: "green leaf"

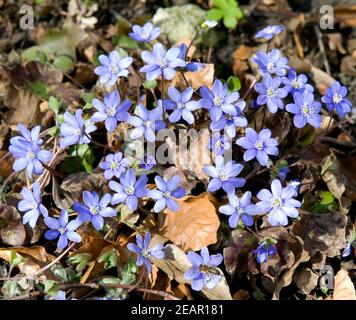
(53, 55), (75, 73)
(115, 36), (139, 49)
(311, 190), (337, 213)
(227, 76), (241, 91)
(68, 253), (91, 273)
(121, 258), (138, 285)
(213, 0), (228, 9)
(48, 126), (59, 137)
(223, 14), (238, 29)
(49, 96), (60, 114)
(60, 144), (95, 174)
(98, 249), (118, 270)
(143, 80), (157, 90)
(51, 265), (68, 281)
(43, 280), (59, 296)
(35, 51), (47, 64)
(206, 8), (224, 21)
(10, 251), (24, 267)
(81, 92), (96, 104)
(25, 81), (49, 99)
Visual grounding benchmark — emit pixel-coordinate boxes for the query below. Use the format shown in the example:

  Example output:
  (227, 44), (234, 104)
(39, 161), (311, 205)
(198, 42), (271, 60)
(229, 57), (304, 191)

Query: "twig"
(314, 25), (331, 75)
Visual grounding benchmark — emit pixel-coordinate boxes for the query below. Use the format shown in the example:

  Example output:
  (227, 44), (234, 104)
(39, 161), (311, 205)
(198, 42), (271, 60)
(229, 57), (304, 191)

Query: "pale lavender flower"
(255, 25), (284, 40)
(140, 155), (156, 170)
(253, 49), (289, 76)
(321, 81), (352, 118)
(177, 43), (204, 72)
(94, 51), (133, 86)
(10, 124), (42, 147)
(256, 179), (301, 226)
(208, 132), (231, 156)
(236, 128), (278, 166)
(99, 152), (130, 180)
(129, 22), (160, 43)
(282, 69), (314, 95)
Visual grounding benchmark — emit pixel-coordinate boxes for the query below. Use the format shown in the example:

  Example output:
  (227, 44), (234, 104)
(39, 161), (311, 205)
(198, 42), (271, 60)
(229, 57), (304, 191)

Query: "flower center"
(90, 205), (100, 215)
(272, 197), (282, 208)
(176, 102), (185, 109)
(266, 88), (276, 98)
(158, 58), (168, 69)
(31, 202), (38, 209)
(106, 107), (116, 117)
(27, 151), (36, 160)
(125, 186), (135, 195)
(163, 191), (171, 198)
(301, 103), (312, 116)
(213, 97), (223, 107)
(74, 128), (81, 135)
(141, 249), (150, 258)
(215, 139), (223, 149)
(333, 93), (342, 104)
(110, 65), (118, 74)
(141, 32), (150, 40)
(267, 62), (274, 72)
(291, 80), (302, 89)
(59, 227), (66, 234)
(143, 121), (152, 128)
(110, 161), (118, 170)
(237, 207), (244, 215)
(219, 171), (228, 182)
(254, 140), (264, 150)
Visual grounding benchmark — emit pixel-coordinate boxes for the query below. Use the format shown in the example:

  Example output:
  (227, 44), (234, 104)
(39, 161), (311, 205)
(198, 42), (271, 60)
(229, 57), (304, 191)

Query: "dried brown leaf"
(333, 269), (356, 300)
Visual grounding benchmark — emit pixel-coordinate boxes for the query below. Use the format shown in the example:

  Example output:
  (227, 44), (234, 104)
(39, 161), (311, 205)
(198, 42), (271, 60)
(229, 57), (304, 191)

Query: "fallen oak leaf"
(333, 269), (356, 300)
(171, 64), (214, 90)
(159, 192), (220, 252)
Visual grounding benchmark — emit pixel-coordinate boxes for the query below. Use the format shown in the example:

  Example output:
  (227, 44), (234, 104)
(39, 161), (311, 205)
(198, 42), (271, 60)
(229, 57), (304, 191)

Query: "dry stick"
(34, 242), (76, 277)
(314, 25), (331, 75)
(179, 70), (190, 88)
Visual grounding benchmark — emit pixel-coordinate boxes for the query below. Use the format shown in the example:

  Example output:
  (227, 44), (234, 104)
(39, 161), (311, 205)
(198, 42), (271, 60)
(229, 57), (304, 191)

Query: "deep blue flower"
(9, 139), (52, 179)
(286, 92), (322, 128)
(128, 105), (165, 142)
(282, 69), (314, 95)
(253, 49), (289, 76)
(236, 128), (278, 166)
(60, 109), (97, 148)
(210, 100), (248, 138)
(255, 25), (284, 40)
(162, 86), (200, 124)
(321, 81), (352, 118)
(208, 132), (231, 156)
(184, 247), (223, 291)
(149, 175), (185, 212)
(278, 165), (290, 182)
(253, 241), (277, 263)
(140, 155), (156, 170)
(127, 232), (165, 273)
(129, 22), (160, 43)
(219, 192), (259, 228)
(44, 209), (82, 250)
(140, 42), (186, 80)
(10, 124), (42, 147)
(203, 155), (245, 194)
(256, 179), (301, 226)
(199, 80), (240, 122)
(99, 152), (130, 180)
(109, 169), (148, 211)
(94, 51), (133, 86)
(18, 182), (48, 228)
(254, 74), (288, 113)
(91, 91), (131, 132)
(177, 43), (204, 72)
(73, 191), (116, 230)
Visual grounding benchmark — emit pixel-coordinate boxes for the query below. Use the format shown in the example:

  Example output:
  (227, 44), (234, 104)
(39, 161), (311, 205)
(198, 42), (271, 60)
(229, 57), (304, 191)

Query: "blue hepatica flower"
(44, 209), (82, 250)
(256, 179), (301, 226)
(48, 291), (66, 300)
(99, 152), (130, 180)
(177, 43), (204, 72)
(128, 105), (165, 142)
(73, 191), (116, 230)
(278, 165), (290, 182)
(140, 42), (186, 80)
(127, 232), (165, 273)
(109, 169), (148, 211)
(236, 128), (279, 166)
(342, 242), (352, 258)
(140, 155), (156, 171)
(286, 92), (322, 128)
(208, 132), (231, 156)
(184, 247), (223, 291)
(219, 192), (260, 228)
(199, 79), (240, 122)
(162, 86), (200, 124)
(253, 49), (289, 76)
(129, 22), (160, 43)
(9, 133), (52, 179)
(210, 100), (248, 138)
(255, 25), (284, 40)
(254, 74), (288, 113)
(253, 241), (277, 263)
(203, 155), (245, 194)
(321, 81), (352, 118)
(149, 175), (185, 213)
(91, 91), (131, 132)
(11, 124), (42, 147)
(60, 109), (97, 148)
(282, 69), (314, 95)
(94, 51), (133, 86)
(18, 182), (48, 228)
